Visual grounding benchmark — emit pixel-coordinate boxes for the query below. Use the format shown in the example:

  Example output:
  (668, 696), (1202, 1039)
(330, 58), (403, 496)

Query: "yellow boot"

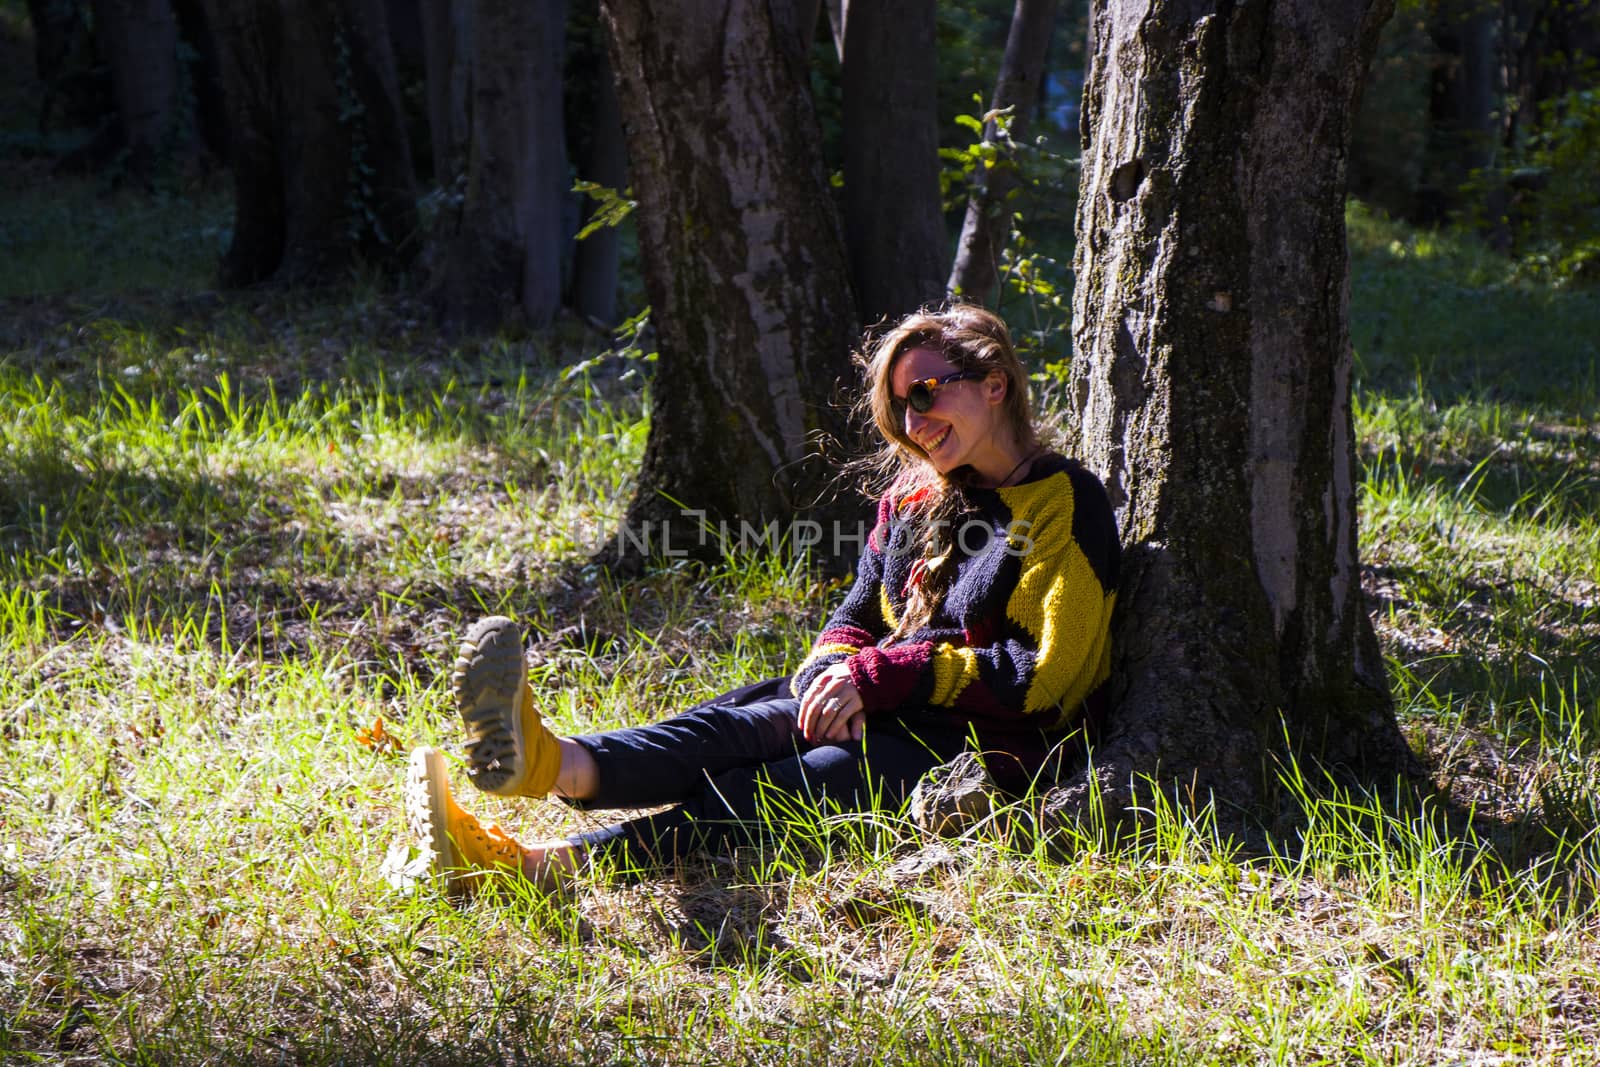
(406, 746), (524, 895)
(452, 616), (562, 797)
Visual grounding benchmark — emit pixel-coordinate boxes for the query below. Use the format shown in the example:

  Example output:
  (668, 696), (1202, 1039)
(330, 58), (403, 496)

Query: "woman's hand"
(798, 663), (865, 743)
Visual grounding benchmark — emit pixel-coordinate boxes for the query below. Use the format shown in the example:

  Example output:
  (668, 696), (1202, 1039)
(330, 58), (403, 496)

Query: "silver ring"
(823, 697), (842, 714)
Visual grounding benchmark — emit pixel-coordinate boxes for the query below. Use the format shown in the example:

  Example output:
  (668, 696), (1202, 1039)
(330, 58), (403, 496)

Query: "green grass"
(0, 176), (233, 298)
(3, 184), (1600, 1062)
(1349, 204), (1600, 837)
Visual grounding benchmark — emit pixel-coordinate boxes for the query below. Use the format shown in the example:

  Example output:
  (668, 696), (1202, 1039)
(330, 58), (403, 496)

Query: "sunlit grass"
(2, 197), (1599, 1062)
(1349, 207), (1600, 781)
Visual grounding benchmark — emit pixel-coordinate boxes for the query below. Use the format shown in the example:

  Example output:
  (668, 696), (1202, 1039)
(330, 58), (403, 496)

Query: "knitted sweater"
(792, 453), (1119, 751)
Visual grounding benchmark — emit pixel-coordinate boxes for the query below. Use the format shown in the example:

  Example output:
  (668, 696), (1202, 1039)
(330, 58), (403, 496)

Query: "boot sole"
(452, 616), (528, 795)
(406, 746), (463, 884)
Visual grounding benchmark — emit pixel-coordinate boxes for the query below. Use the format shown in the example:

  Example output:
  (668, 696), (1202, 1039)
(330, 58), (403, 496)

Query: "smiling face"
(859, 305), (1039, 491)
(889, 346), (1012, 480)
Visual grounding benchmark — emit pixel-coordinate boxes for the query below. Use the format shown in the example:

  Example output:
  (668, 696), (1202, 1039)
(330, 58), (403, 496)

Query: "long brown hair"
(852, 304), (1042, 639)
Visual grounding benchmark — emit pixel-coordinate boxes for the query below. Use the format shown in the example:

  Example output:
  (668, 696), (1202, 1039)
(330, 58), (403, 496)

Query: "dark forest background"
(6, 0), (1595, 329)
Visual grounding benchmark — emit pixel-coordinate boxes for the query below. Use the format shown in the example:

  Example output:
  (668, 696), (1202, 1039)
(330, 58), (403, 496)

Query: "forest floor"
(4, 20), (1600, 1064)
(3, 179), (1598, 1064)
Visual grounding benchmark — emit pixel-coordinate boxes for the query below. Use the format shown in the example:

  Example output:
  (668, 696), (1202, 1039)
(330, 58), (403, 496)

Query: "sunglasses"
(891, 370), (986, 420)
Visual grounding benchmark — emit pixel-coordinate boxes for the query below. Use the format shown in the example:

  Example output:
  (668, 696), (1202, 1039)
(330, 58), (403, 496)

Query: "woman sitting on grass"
(405, 304), (1120, 893)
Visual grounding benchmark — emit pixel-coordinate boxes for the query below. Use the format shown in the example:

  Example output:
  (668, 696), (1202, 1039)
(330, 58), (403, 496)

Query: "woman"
(404, 305), (1120, 894)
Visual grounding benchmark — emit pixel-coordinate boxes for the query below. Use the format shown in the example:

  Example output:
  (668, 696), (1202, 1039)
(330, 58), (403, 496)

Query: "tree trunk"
(207, 0), (417, 286)
(428, 0), (567, 333)
(1414, 0), (1499, 226)
(1051, 0), (1415, 835)
(90, 0), (183, 171)
(1504, 0), (1600, 153)
(822, 0), (843, 59)
(26, 0), (103, 132)
(169, 0), (228, 161)
(599, 0), (859, 563)
(1345, 10), (1431, 222)
(27, 0), (80, 82)
(418, 0), (471, 185)
(570, 42), (627, 327)
(839, 0), (946, 324)
(946, 0), (1059, 306)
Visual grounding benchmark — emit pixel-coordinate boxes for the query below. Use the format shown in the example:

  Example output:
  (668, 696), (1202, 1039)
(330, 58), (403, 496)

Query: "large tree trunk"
(1051, 0), (1415, 833)
(946, 0), (1059, 306)
(428, 0), (567, 333)
(206, 0), (417, 286)
(839, 0), (946, 325)
(418, 0), (470, 185)
(90, 0), (183, 172)
(600, 0), (859, 563)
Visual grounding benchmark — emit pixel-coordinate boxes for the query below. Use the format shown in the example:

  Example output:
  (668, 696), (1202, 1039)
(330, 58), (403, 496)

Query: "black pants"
(566, 677), (972, 866)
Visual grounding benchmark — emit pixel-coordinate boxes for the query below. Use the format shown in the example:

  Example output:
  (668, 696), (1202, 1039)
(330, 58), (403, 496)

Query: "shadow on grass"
(1366, 561), (1599, 716)
(0, 285), (656, 671)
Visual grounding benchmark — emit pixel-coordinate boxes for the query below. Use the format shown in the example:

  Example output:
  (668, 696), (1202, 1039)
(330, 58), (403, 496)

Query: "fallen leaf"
(355, 715), (406, 757)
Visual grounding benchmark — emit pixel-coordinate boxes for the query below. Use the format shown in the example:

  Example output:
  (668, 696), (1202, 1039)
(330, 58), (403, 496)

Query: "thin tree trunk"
(1051, 0), (1414, 835)
(90, 0), (183, 171)
(570, 43), (626, 327)
(840, 0), (946, 325)
(27, 0), (78, 81)
(946, 0), (1058, 306)
(1504, 0), (1600, 152)
(599, 0), (859, 562)
(418, 0), (470, 185)
(1415, 0), (1499, 226)
(169, 0), (228, 161)
(26, 0), (100, 132)
(207, 1), (283, 284)
(822, 0), (843, 59)
(516, 0), (567, 326)
(428, 0), (565, 332)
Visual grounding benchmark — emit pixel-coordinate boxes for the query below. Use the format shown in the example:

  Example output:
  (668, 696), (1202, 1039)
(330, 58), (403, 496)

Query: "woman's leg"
(565, 694), (808, 809)
(553, 738), (600, 799)
(572, 728), (950, 867)
(453, 615), (798, 807)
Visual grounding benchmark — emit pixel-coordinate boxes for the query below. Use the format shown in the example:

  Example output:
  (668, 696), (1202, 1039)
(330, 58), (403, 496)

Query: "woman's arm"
(790, 495), (899, 700)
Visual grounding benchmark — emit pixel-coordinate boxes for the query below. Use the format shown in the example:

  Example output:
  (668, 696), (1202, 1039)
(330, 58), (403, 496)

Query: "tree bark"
(1052, 0), (1415, 835)
(90, 0), (183, 171)
(839, 0), (946, 325)
(206, 0), (418, 286)
(946, 0), (1059, 307)
(428, 0), (567, 333)
(417, 0), (471, 185)
(599, 0), (859, 564)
